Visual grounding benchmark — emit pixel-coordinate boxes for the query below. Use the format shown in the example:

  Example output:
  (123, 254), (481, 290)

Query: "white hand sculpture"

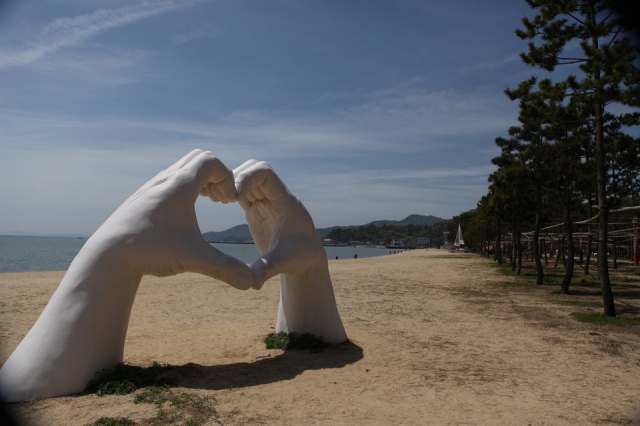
(233, 160), (347, 344)
(0, 149), (254, 402)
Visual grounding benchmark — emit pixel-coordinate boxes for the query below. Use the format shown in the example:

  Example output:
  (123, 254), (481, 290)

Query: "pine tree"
(515, 0), (640, 316)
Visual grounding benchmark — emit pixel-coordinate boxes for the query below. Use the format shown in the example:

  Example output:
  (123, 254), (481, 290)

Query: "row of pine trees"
(461, 0), (640, 317)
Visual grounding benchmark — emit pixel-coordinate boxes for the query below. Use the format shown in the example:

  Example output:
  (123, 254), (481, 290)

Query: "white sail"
(453, 224), (464, 247)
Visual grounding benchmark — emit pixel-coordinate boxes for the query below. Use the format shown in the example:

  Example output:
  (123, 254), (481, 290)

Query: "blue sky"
(0, 0), (536, 235)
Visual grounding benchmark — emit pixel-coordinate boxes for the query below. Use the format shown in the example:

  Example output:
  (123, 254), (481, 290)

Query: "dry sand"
(1, 249), (640, 425)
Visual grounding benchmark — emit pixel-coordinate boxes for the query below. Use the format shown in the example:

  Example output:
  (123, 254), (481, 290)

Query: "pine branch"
(599, 11), (614, 25)
(605, 26), (622, 49)
(566, 12), (585, 26)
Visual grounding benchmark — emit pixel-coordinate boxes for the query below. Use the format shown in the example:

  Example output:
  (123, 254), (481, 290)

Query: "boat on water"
(450, 224), (469, 253)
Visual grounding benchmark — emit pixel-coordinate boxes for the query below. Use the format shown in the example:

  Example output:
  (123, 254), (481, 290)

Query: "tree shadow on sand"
(160, 341), (363, 391)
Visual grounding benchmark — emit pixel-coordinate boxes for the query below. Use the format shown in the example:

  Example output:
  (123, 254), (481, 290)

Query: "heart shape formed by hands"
(209, 160), (326, 288)
(0, 149), (347, 404)
(205, 157), (347, 344)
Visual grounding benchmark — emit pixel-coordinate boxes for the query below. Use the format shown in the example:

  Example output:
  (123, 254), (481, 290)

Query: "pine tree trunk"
(561, 210), (574, 294)
(585, 234), (593, 275)
(595, 104), (615, 314)
(496, 216), (502, 265)
(516, 223), (523, 275)
(590, 1), (615, 316)
(534, 186), (543, 284)
(579, 238), (584, 264)
(511, 220), (517, 271)
(484, 225), (490, 258)
(554, 238), (561, 269)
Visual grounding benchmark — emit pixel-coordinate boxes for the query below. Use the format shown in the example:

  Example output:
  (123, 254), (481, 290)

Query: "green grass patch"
(87, 417), (135, 426)
(571, 312), (640, 326)
(554, 300), (602, 308)
(134, 387), (216, 425)
(84, 362), (218, 425)
(264, 332), (328, 353)
(84, 362), (174, 396)
(133, 385), (171, 406)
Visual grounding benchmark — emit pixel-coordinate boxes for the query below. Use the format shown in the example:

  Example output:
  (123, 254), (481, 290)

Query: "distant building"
(387, 239), (404, 248)
(416, 237), (431, 247)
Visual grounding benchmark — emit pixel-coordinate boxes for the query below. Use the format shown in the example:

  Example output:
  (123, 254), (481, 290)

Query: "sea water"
(0, 235), (391, 273)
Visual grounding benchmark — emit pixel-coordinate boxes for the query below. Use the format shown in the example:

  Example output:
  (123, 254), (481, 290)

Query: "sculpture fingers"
(169, 148), (205, 172)
(182, 238), (254, 290)
(182, 150), (236, 203)
(234, 160), (288, 211)
(233, 159), (260, 176)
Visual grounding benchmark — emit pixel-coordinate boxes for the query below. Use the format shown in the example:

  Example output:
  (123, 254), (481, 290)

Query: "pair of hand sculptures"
(0, 149), (347, 402)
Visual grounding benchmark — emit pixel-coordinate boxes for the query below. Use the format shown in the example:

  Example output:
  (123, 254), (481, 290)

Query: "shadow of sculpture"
(161, 341), (363, 391)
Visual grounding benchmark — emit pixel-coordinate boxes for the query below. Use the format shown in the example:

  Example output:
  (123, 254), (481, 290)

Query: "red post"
(634, 216), (639, 266)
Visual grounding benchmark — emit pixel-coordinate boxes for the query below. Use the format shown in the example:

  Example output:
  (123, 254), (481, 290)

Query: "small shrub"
(85, 362), (174, 396)
(95, 380), (136, 396)
(264, 332), (328, 352)
(135, 387), (216, 425)
(133, 385), (171, 406)
(264, 332), (290, 350)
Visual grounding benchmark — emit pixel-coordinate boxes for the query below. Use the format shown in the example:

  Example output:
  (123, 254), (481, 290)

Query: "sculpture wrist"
(0, 237), (143, 401)
(276, 263), (347, 344)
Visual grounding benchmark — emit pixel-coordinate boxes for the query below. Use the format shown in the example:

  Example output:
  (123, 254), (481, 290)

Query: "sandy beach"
(2, 249), (640, 425)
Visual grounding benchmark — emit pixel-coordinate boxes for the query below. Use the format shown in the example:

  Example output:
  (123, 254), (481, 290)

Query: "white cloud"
(0, 77), (512, 234)
(0, 0), (197, 70)
(28, 45), (151, 85)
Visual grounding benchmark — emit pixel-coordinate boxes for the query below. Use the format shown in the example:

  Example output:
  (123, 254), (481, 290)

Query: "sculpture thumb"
(249, 250), (287, 289)
(185, 240), (254, 290)
(248, 244), (306, 288)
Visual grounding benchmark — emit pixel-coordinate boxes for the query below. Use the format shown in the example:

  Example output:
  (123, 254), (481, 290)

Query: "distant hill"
(203, 214), (447, 242)
(316, 215), (446, 238)
(202, 224), (253, 242)
(315, 226), (343, 238)
(367, 214), (445, 227)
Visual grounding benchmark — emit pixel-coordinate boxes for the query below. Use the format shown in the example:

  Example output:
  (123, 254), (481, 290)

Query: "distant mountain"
(317, 215), (445, 238)
(203, 214), (447, 242)
(367, 214), (445, 227)
(202, 224), (253, 242)
(315, 226), (343, 238)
